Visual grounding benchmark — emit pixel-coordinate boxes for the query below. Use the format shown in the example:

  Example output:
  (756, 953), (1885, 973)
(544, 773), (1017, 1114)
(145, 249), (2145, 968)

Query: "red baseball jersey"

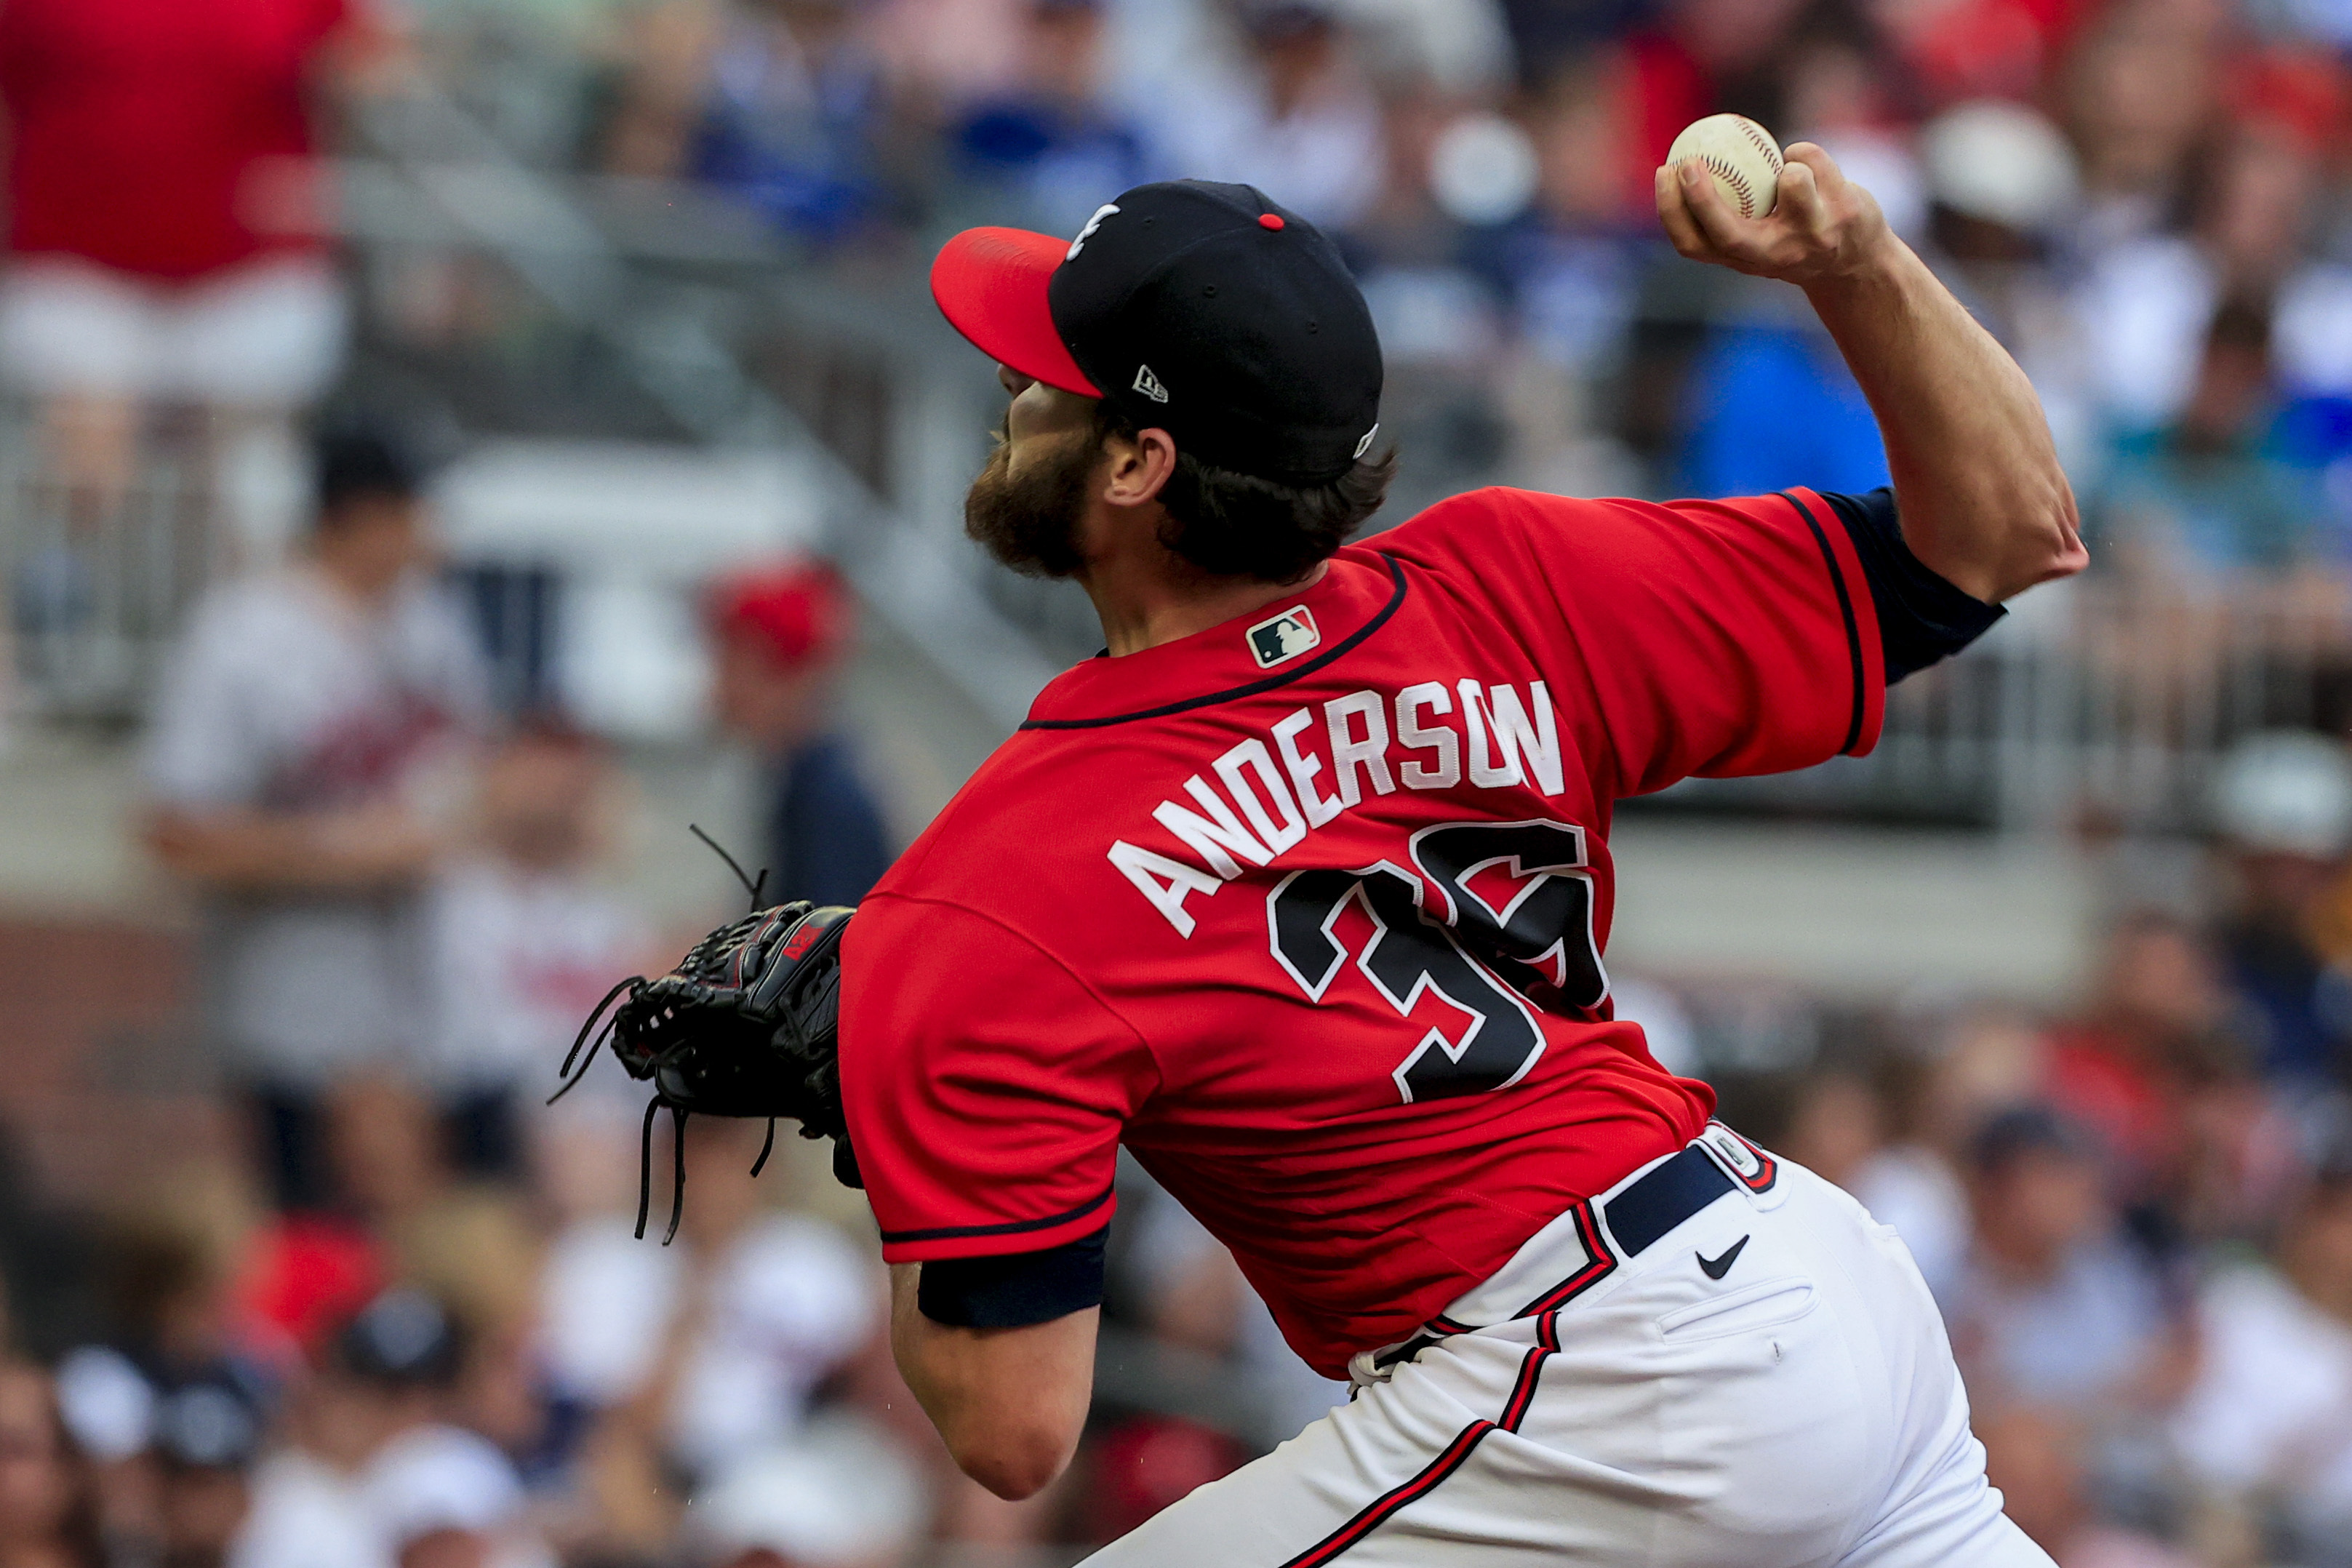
(839, 485), (1886, 1378)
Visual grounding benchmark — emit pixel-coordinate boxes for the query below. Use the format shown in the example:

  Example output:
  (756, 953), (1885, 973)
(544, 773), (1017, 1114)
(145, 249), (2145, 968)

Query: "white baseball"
(1665, 113), (1785, 220)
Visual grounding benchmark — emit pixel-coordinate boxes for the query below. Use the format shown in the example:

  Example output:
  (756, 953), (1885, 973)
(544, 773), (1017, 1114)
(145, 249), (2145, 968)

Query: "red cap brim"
(930, 227), (1102, 399)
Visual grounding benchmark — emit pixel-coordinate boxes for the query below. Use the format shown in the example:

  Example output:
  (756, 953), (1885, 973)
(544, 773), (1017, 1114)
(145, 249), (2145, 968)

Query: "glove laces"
(559, 825), (780, 1244)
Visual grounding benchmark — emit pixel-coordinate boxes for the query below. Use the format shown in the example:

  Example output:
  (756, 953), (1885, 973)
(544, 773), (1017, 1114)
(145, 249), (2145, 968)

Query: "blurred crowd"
(23, 0), (2352, 1565)
(35, 428), (2352, 1568)
(1604, 724), (2352, 1568)
(446, 0), (2352, 576)
(0, 414), (1327, 1568)
(711, 0), (2352, 583)
(20, 0), (2352, 582)
(33, 468), (2352, 1568)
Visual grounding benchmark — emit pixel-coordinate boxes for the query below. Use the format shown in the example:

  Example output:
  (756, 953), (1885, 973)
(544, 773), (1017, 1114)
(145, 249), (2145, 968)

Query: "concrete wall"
(1607, 820), (2099, 1004)
(0, 727), (2103, 1006)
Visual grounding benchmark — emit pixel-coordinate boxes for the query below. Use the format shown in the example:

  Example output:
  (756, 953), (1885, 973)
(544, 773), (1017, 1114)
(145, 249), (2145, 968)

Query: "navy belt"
(1601, 1145), (1735, 1255)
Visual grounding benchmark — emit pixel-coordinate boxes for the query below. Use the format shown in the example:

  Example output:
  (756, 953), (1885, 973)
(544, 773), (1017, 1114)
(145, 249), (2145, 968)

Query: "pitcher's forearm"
(888, 1263), (1095, 1500)
(1802, 239), (2086, 601)
(1658, 145), (2086, 603)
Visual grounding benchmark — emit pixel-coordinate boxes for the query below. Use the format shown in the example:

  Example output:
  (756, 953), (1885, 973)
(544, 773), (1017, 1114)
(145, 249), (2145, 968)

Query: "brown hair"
(1091, 401), (1396, 584)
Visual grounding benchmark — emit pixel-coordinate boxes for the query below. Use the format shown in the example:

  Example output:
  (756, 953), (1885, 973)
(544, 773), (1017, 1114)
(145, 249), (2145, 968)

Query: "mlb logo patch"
(1247, 606), (1320, 669)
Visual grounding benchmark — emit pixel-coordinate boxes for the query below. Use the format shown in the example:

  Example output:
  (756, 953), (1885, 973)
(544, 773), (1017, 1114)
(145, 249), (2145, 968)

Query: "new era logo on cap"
(929, 181), (1383, 486)
(1247, 606), (1320, 668)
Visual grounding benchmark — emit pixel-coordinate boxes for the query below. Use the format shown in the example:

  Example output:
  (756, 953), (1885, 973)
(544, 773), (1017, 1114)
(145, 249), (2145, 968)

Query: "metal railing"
(0, 85), (1062, 735)
(0, 409), (232, 721)
(1654, 575), (2352, 832)
(7, 36), (2348, 838)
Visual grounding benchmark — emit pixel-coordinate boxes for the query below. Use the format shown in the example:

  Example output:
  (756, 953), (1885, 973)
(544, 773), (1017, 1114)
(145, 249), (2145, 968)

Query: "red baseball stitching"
(1700, 155), (1756, 217)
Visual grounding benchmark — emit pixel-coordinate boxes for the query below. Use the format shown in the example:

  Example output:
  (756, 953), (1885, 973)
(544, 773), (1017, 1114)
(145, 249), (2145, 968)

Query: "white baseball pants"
(1083, 1127), (2052, 1568)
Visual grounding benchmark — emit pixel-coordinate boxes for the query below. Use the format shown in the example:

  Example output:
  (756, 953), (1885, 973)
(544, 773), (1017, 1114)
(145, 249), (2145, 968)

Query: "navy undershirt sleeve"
(917, 1225), (1108, 1329)
(1817, 487), (2004, 683)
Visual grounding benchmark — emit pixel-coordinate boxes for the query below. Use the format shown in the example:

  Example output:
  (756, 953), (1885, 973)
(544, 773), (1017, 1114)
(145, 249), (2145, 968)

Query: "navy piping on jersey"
(1816, 486), (2005, 682)
(876, 1182), (1112, 1244)
(1017, 553), (1409, 730)
(1780, 490), (1868, 756)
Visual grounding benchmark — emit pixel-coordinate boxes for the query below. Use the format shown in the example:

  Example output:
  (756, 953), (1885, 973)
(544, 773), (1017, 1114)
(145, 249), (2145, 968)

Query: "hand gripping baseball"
(553, 871), (860, 1243)
(1655, 143), (1891, 288)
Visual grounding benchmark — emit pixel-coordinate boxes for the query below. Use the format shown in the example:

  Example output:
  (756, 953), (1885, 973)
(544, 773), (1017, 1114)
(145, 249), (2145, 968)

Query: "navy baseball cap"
(930, 180), (1383, 485)
(333, 1288), (463, 1387)
(153, 1380), (264, 1471)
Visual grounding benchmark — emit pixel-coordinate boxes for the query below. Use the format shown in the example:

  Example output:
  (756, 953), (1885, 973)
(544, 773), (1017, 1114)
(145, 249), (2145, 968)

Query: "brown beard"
(962, 425), (1099, 579)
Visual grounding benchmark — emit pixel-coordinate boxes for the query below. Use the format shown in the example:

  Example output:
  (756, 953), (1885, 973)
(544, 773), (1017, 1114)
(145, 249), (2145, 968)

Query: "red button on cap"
(1259, 213), (1285, 231)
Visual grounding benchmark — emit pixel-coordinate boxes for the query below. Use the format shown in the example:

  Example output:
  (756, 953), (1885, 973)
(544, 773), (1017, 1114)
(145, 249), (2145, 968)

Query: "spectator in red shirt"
(707, 563), (895, 908)
(0, 0), (395, 561)
(2041, 911), (2228, 1206)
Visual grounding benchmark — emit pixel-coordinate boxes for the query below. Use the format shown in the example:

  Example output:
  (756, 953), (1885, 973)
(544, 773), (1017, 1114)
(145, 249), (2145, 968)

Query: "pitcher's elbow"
(954, 1431), (1073, 1501)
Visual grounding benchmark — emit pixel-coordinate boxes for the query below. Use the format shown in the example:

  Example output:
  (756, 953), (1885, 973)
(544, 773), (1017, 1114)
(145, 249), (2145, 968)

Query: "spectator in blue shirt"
(604, 0), (887, 244)
(1676, 317), (1892, 499)
(951, 0), (1150, 239)
(708, 564), (893, 908)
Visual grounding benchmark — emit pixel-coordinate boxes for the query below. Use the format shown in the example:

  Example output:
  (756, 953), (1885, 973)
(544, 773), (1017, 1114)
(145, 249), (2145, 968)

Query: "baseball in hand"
(1665, 114), (1785, 220)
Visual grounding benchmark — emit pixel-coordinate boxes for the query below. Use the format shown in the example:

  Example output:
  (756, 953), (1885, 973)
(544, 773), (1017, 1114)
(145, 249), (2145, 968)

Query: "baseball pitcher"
(577, 145), (2086, 1564)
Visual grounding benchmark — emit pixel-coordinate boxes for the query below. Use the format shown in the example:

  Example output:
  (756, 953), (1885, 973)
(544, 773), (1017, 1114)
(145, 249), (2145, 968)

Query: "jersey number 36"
(1265, 820), (1608, 1103)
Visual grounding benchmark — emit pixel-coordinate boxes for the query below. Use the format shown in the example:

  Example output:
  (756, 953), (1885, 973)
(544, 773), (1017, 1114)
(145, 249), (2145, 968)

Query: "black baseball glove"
(553, 899), (859, 1242)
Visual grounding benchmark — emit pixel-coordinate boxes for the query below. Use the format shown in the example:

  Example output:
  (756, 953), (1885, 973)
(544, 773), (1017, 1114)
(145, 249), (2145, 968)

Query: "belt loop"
(1694, 1121), (1781, 1197)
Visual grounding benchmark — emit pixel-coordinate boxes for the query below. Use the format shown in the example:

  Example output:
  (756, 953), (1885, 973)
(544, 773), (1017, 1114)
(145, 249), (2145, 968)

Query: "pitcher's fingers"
(1775, 158), (1825, 233)
(1678, 159), (1751, 251)
(1781, 141), (1841, 188)
(1656, 166), (1711, 257)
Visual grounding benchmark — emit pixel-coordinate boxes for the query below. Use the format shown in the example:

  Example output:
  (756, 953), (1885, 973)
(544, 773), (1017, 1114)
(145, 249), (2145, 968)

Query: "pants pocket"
(1657, 1277), (1819, 1341)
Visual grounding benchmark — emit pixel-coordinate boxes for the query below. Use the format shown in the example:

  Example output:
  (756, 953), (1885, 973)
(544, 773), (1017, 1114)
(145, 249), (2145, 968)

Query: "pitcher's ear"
(1103, 425), (1177, 510)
